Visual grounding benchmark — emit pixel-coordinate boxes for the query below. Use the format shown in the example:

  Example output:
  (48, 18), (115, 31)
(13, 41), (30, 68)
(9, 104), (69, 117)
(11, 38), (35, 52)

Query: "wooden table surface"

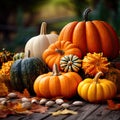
(1, 99), (120, 120)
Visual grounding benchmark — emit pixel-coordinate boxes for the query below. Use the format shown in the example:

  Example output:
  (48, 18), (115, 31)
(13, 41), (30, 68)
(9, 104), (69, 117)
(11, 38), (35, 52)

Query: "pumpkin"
(77, 71), (117, 103)
(58, 8), (119, 59)
(60, 54), (81, 72)
(10, 53), (49, 95)
(82, 52), (110, 76)
(13, 52), (24, 61)
(105, 67), (120, 94)
(33, 64), (82, 98)
(42, 40), (82, 70)
(24, 22), (58, 59)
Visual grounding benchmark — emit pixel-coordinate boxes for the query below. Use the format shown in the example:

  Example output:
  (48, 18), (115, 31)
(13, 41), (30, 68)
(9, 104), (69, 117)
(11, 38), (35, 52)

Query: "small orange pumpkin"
(33, 64), (82, 98)
(42, 40), (82, 70)
(58, 8), (119, 59)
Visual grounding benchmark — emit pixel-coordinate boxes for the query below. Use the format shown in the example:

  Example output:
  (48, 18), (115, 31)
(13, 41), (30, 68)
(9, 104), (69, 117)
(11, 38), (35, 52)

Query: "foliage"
(8, 7), (37, 52)
(89, 0), (120, 36)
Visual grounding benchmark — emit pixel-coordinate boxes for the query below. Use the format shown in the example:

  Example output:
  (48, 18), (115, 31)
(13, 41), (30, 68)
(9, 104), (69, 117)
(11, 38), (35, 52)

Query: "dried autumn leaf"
(12, 102), (27, 112)
(50, 108), (78, 116)
(0, 103), (15, 118)
(107, 100), (120, 110)
(0, 109), (13, 118)
(31, 103), (48, 113)
(23, 89), (30, 98)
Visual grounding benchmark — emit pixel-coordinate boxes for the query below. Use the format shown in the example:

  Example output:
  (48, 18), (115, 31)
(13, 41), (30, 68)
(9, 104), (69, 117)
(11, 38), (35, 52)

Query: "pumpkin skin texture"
(58, 9), (119, 59)
(10, 57), (49, 95)
(82, 52), (110, 76)
(33, 64), (82, 98)
(24, 22), (58, 59)
(42, 40), (82, 70)
(60, 54), (81, 72)
(77, 71), (117, 103)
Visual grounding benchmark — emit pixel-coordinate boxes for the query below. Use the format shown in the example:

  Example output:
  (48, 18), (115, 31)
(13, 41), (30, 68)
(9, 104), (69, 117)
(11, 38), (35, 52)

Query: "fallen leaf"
(107, 100), (120, 110)
(50, 108), (78, 116)
(31, 103), (48, 113)
(23, 89), (30, 98)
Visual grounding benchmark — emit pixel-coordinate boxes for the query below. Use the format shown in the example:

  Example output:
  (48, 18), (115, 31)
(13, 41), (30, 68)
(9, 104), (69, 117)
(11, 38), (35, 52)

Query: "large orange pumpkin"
(33, 64), (82, 98)
(42, 40), (82, 70)
(58, 8), (119, 59)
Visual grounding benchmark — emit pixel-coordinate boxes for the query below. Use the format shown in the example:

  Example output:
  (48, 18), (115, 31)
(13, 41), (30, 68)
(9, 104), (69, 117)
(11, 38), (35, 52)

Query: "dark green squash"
(10, 57), (49, 95)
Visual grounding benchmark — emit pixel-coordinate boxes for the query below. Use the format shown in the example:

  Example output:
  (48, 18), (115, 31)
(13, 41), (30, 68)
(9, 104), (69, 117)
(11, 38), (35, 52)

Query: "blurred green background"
(0, 0), (120, 52)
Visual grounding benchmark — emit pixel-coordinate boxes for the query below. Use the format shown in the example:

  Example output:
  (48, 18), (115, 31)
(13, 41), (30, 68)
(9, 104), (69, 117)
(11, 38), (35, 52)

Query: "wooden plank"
(83, 104), (111, 120)
(65, 103), (101, 120)
(40, 101), (86, 120)
(1, 115), (25, 120)
(101, 110), (120, 120)
(42, 107), (79, 120)
(20, 106), (61, 120)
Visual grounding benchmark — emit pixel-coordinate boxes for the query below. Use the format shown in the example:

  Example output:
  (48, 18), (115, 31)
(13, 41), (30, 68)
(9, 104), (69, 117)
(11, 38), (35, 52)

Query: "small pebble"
(1, 100), (7, 105)
(7, 93), (17, 99)
(45, 100), (55, 107)
(22, 102), (31, 109)
(21, 97), (30, 102)
(61, 103), (70, 108)
(0, 98), (7, 102)
(39, 98), (47, 105)
(55, 98), (64, 105)
(31, 99), (38, 104)
(72, 101), (84, 106)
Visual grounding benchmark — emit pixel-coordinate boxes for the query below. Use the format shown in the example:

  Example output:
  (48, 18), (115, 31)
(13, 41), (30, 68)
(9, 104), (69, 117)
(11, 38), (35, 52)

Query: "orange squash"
(58, 8), (119, 59)
(34, 64), (82, 98)
(82, 52), (110, 76)
(42, 40), (82, 70)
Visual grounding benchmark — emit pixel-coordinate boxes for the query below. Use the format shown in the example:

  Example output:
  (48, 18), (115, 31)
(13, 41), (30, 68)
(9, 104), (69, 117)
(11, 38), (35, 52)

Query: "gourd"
(105, 67), (120, 94)
(58, 8), (119, 59)
(13, 52), (24, 61)
(33, 64), (82, 98)
(77, 71), (117, 103)
(42, 40), (82, 70)
(60, 54), (81, 72)
(24, 22), (58, 59)
(10, 51), (49, 95)
(82, 52), (110, 76)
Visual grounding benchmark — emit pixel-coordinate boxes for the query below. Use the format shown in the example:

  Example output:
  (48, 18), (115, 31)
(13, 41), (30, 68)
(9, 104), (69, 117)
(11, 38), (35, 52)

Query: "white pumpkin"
(24, 22), (58, 58)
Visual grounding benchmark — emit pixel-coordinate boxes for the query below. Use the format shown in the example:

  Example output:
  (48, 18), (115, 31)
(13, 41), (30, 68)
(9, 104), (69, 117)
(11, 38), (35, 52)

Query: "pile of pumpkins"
(1, 8), (120, 103)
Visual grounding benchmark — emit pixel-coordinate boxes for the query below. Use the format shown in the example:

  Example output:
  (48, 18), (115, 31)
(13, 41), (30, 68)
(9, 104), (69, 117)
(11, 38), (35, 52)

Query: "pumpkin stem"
(55, 49), (64, 55)
(94, 71), (103, 83)
(83, 8), (92, 21)
(40, 22), (47, 35)
(52, 64), (61, 76)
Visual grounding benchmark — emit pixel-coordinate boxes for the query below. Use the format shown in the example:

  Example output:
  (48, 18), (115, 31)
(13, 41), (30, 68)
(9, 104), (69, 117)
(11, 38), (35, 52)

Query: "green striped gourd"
(60, 54), (81, 72)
